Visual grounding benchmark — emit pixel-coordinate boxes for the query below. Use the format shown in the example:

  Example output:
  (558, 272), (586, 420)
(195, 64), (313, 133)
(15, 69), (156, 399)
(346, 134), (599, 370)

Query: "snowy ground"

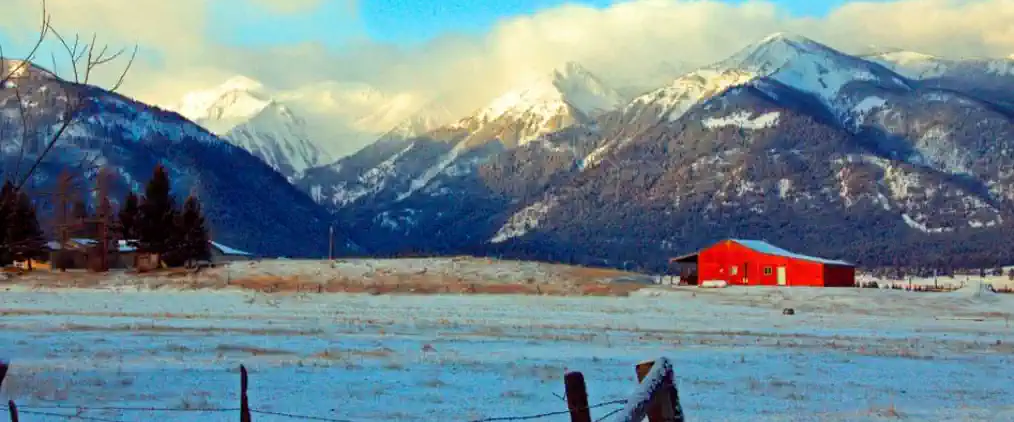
(1, 285), (1013, 421)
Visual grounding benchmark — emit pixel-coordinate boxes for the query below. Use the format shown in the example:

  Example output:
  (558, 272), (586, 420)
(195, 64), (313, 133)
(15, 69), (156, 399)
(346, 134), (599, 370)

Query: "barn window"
(764, 266), (773, 275)
(731, 266), (738, 275)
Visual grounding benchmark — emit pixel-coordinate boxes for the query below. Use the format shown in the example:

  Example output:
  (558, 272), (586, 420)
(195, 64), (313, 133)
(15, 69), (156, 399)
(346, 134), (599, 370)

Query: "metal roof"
(669, 239), (853, 266)
(730, 239), (852, 266)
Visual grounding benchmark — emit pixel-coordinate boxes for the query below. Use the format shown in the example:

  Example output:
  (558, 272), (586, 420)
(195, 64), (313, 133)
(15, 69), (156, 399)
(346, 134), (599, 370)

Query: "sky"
(0, 0), (1012, 154)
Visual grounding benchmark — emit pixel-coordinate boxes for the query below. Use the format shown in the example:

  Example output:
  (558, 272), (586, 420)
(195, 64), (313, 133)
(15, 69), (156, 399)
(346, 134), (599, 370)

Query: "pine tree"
(71, 198), (94, 238)
(137, 165), (178, 257)
(119, 192), (140, 243)
(7, 190), (46, 268)
(0, 181), (15, 266)
(177, 195), (210, 267)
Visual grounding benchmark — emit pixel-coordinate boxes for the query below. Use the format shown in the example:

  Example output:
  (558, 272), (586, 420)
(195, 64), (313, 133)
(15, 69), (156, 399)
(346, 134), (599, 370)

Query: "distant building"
(47, 238), (137, 270)
(669, 239), (855, 287)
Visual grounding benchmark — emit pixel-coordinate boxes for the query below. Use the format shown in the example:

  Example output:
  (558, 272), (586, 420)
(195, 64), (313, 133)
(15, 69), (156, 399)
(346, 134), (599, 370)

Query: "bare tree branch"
(5, 0), (139, 192)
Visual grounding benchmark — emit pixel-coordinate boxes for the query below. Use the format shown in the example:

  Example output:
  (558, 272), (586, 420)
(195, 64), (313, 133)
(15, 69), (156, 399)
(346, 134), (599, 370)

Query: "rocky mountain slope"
(299, 34), (1014, 270)
(0, 62), (358, 258)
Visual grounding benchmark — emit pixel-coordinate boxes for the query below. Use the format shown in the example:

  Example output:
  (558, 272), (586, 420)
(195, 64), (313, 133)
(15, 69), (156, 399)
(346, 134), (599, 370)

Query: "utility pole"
(328, 224), (334, 261)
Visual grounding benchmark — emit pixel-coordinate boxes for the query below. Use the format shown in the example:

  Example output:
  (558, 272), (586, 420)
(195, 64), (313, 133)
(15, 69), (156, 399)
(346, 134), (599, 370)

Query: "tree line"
(0, 164), (211, 270)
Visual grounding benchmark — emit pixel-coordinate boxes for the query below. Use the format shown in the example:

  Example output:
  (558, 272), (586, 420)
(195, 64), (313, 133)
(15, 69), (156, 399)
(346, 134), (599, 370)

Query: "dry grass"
(5, 258), (651, 297)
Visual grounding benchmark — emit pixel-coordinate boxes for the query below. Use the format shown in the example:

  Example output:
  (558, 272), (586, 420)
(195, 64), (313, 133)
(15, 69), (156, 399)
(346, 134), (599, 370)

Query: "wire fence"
(2, 400), (629, 422)
(1, 358), (681, 422)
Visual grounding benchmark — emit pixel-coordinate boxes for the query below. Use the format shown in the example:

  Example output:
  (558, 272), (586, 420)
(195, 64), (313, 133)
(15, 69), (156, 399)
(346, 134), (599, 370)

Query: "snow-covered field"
(1, 285), (1012, 421)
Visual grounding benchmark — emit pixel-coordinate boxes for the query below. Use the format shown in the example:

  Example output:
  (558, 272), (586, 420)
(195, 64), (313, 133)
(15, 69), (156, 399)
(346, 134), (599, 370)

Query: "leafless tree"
(0, 0), (138, 191)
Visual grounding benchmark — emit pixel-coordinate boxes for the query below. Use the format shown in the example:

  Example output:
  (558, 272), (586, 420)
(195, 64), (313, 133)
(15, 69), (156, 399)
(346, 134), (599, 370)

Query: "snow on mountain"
(222, 102), (333, 180)
(714, 33), (910, 116)
(477, 62), (622, 123)
(296, 62), (622, 212)
(171, 76), (332, 178)
(0, 69), (358, 258)
(173, 76), (270, 133)
(869, 51), (1014, 80)
(624, 69), (756, 122)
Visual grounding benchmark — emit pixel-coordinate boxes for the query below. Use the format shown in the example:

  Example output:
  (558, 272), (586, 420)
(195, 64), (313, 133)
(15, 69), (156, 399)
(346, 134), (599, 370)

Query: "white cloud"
(1, 0), (1012, 154)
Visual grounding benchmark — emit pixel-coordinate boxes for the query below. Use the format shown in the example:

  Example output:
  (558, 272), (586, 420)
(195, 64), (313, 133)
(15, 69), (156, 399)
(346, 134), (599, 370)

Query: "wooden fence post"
(564, 371), (592, 422)
(635, 360), (684, 422)
(240, 365), (252, 422)
(8, 400), (18, 422)
(0, 360), (8, 391)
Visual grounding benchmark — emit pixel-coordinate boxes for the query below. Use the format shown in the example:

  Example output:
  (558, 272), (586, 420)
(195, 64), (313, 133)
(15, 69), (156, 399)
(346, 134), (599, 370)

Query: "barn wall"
(696, 240), (846, 287)
(822, 265), (856, 287)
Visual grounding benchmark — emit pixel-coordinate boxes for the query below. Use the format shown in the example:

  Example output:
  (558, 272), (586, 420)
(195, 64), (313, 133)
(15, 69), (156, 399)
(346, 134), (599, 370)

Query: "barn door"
(777, 267), (787, 286)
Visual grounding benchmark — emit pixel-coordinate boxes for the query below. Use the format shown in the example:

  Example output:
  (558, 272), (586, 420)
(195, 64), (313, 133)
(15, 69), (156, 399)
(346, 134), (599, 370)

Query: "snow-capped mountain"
(312, 33), (1014, 270)
(866, 51), (1014, 109)
(713, 33), (911, 120)
(452, 61), (624, 148)
(171, 77), (333, 179)
(0, 64), (358, 257)
(296, 62), (623, 210)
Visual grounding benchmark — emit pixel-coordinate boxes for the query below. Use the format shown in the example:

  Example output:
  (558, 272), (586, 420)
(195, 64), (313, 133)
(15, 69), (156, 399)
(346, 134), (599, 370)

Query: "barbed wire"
(594, 406), (626, 422)
(4, 398), (628, 422)
(11, 405), (239, 412)
(17, 409), (128, 422)
(467, 399), (627, 422)
(249, 409), (357, 422)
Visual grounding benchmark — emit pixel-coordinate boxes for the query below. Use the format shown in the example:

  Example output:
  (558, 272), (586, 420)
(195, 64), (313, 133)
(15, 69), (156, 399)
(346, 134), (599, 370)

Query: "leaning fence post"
(635, 359), (684, 422)
(564, 371), (592, 422)
(240, 365), (252, 422)
(0, 360), (8, 391)
(8, 400), (18, 422)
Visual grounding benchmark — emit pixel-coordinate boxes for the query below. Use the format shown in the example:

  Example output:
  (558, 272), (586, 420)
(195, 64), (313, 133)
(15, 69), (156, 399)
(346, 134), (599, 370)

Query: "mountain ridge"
(300, 32), (1014, 269)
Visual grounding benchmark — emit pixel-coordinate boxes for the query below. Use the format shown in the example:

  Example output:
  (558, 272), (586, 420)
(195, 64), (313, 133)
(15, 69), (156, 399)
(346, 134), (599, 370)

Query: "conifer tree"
(137, 165), (178, 256)
(7, 190), (46, 268)
(71, 198), (94, 238)
(119, 192), (140, 242)
(0, 181), (15, 265)
(177, 195), (210, 267)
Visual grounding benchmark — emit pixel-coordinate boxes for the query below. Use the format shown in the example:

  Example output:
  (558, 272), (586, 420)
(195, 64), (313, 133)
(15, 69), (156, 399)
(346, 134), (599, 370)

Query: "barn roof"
(210, 241), (252, 256)
(670, 239), (853, 266)
(730, 239), (852, 266)
(47, 239), (136, 253)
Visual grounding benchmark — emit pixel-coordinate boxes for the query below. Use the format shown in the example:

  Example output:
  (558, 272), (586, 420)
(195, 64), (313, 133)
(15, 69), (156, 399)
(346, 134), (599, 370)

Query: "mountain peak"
(758, 32), (816, 45)
(219, 75), (265, 93)
(738, 32), (831, 61)
(712, 31), (908, 106)
(173, 76), (273, 133)
(478, 62), (621, 123)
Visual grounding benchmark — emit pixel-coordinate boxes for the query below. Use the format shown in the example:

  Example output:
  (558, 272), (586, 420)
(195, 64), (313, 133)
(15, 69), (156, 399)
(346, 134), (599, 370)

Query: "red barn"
(670, 239), (855, 287)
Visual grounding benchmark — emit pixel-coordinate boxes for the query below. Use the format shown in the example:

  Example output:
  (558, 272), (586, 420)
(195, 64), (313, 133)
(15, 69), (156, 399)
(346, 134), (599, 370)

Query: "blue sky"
(210, 0), (870, 48)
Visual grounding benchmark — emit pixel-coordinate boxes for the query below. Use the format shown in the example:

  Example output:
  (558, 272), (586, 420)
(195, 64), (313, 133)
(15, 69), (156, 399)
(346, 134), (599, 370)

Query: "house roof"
(47, 239), (136, 253)
(210, 241), (252, 256)
(670, 239), (852, 266)
(729, 239), (852, 266)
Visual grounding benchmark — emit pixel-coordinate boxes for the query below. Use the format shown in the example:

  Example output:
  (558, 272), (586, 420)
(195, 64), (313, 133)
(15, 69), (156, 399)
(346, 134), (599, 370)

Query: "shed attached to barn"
(670, 239), (855, 287)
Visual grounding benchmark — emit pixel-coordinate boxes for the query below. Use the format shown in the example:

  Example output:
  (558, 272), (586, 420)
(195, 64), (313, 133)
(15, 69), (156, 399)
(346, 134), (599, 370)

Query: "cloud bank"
(1, 0), (1011, 149)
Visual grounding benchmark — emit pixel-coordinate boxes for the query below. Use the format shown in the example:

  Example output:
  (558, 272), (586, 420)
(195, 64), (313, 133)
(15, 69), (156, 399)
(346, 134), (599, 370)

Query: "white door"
(777, 267), (787, 286)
